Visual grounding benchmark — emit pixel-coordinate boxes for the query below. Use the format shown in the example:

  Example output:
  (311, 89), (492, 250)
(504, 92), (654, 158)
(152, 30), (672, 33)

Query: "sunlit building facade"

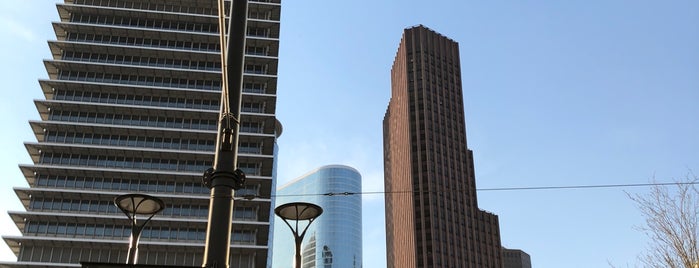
(272, 165), (362, 268)
(1, 0), (282, 267)
(383, 25), (503, 267)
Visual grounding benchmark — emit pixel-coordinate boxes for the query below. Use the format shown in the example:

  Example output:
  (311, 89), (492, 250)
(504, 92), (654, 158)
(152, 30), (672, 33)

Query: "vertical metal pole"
(202, 0), (248, 267)
(295, 236), (302, 268)
(126, 218), (141, 265)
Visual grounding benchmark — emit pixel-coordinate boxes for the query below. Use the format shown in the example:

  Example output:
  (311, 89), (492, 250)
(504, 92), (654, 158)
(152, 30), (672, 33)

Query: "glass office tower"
(1, 1), (282, 267)
(272, 165), (362, 268)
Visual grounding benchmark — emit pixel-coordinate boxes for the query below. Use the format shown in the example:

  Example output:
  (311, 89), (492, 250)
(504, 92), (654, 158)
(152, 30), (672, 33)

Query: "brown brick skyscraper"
(383, 25), (503, 267)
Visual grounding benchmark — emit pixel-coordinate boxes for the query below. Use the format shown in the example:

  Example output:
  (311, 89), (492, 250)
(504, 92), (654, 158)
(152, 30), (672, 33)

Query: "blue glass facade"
(272, 165), (362, 268)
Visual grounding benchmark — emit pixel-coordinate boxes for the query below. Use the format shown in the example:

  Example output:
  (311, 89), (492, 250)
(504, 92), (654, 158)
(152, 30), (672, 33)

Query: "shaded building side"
(503, 248), (531, 268)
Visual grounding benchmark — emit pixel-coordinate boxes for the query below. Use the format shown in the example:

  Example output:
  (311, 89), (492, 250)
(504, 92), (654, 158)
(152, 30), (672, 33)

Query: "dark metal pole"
(202, 0), (248, 267)
(126, 217), (143, 265)
(294, 235), (302, 268)
(279, 218), (311, 268)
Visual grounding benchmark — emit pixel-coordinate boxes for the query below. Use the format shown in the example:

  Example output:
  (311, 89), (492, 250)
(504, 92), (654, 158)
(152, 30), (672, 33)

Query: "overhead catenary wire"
(216, 0), (230, 116)
(261, 181), (699, 199)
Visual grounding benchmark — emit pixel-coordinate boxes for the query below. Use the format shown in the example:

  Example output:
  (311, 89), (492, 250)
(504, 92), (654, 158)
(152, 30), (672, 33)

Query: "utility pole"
(202, 0), (248, 267)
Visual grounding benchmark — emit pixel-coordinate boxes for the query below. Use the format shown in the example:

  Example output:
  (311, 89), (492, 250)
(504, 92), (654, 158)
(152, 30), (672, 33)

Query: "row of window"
(242, 102), (266, 113)
(34, 174), (261, 198)
(74, 0), (278, 19)
(19, 245), (257, 267)
(63, 48), (272, 74)
(70, 13), (276, 39)
(25, 221), (258, 244)
(48, 110), (219, 130)
(63, 51), (222, 71)
(246, 45), (271, 56)
(54, 89), (220, 110)
(243, 82), (269, 94)
(66, 32), (220, 52)
(58, 70), (221, 91)
(73, 0), (219, 16)
(248, 9), (276, 20)
(408, 59), (460, 73)
(71, 14), (279, 39)
(36, 177), (201, 195)
(30, 197), (260, 220)
(48, 110), (266, 133)
(240, 142), (264, 154)
(57, 69), (274, 91)
(244, 64), (270, 75)
(71, 14), (219, 33)
(37, 153), (263, 175)
(46, 131), (216, 150)
(45, 130), (264, 154)
(39, 153), (212, 172)
(247, 27), (272, 38)
(407, 51), (458, 64)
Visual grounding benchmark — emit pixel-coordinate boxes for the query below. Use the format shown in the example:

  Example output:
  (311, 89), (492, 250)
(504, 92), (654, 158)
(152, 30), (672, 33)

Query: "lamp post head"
(275, 202), (323, 221)
(114, 194), (165, 216)
(114, 193), (165, 265)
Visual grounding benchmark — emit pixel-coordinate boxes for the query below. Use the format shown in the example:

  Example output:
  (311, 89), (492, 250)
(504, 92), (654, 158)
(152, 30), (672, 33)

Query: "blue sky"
(1, 1), (698, 267)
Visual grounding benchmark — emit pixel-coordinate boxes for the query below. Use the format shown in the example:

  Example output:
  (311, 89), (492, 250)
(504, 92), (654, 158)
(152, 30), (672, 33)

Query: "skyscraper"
(1, 1), (281, 267)
(272, 165), (362, 268)
(383, 25), (503, 267)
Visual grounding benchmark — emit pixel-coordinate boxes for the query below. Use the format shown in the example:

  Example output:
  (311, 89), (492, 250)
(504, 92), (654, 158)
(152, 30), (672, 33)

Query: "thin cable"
(477, 182), (698, 192)
(216, 0), (230, 115)
(264, 181), (699, 198)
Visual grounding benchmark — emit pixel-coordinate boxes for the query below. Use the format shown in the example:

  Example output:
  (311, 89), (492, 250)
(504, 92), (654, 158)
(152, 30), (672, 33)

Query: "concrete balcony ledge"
(81, 262), (195, 268)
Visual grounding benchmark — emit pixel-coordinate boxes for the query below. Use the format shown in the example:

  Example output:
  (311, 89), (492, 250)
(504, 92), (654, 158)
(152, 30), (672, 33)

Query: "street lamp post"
(274, 202), (323, 268)
(114, 194), (165, 265)
(201, 0), (248, 266)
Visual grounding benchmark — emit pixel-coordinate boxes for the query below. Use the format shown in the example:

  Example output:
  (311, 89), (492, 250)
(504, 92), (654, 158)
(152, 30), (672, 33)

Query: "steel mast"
(202, 0), (248, 267)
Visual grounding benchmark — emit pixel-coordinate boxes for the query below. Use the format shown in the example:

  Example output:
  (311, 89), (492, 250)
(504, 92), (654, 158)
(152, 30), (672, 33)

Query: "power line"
(477, 181), (698, 192)
(264, 181), (699, 198)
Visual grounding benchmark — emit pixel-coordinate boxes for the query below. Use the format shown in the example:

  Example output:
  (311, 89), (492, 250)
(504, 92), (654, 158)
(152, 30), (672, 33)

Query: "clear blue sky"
(1, 1), (698, 267)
